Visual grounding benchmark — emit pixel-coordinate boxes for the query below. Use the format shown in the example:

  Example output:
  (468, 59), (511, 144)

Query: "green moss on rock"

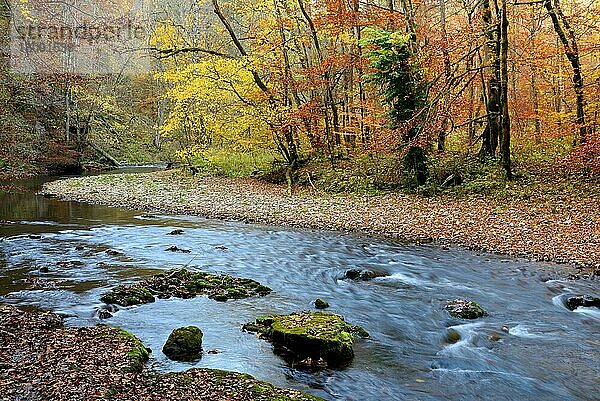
(243, 311), (369, 368)
(113, 328), (150, 373)
(100, 285), (155, 306)
(445, 299), (488, 319)
(126, 344), (150, 373)
(101, 269), (272, 306)
(314, 299), (329, 309)
(163, 326), (204, 361)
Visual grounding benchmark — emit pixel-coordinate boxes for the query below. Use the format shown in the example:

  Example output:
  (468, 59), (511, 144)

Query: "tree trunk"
(0, 0), (9, 74)
(212, 0), (299, 167)
(438, 0), (451, 152)
(479, 0), (501, 159)
(500, 0), (512, 179)
(543, 0), (586, 144)
(529, 7), (541, 142)
(297, 0), (340, 160)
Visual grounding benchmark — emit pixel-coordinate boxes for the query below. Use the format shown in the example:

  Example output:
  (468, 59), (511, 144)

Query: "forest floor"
(42, 170), (600, 276)
(0, 305), (322, 401)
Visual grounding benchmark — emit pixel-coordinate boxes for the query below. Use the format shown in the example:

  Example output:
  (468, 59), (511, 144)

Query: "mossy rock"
(115, 328), (151, 373)
(314, 299), (329, 309)
(101, 285), (155, 306)
(243, 312), (369, 368)
(445, 299), (488, 319)
(565, 295), (600, 311)
(147, 269), (272, 301)
(101, 269), (272, 306)
(163, 326), (204, 361)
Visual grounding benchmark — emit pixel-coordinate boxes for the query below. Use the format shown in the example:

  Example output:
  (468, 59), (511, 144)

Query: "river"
(0, 170), (598, 401)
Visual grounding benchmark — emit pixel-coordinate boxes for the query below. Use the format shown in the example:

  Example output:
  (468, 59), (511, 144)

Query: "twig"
(307, 172), (320, 194)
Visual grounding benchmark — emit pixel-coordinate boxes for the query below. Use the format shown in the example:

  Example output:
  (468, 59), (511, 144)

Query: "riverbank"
(42, 171), (600, 274)
(0, 305), (322, 400)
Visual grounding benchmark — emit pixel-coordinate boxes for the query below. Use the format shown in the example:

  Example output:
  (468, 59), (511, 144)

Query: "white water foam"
(508, 324), (545, 339)
(573, 307), (600, 320)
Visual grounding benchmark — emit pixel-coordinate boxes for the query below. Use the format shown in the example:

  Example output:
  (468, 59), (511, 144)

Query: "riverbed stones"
(101, 269), (272, 306)
(243, 311), (369, 368)
(565, 295), (600, 311)
(163, 326), (204, 361)
(445, 299), (488, 319)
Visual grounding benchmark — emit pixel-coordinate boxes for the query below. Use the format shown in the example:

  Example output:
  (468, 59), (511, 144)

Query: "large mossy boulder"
(100, 284), (155, 306)
(565, 295), (600, 311)
(243, 312), (368, 368)
(101, 269), (272, 306)
(163, 326), (204, 361)
(445, 299), (488, 319)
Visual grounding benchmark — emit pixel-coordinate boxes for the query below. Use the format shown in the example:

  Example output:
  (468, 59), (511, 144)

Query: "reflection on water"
(0, 173), (598, 401)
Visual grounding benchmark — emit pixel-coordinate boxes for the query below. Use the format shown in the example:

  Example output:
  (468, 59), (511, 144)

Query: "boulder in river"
(101, 284), (156, 306)
(344, 269), (387, 281)
(565, 295), (600, 311)
(445, 299), (488, 319)
(243, 311), (369, 368)
(163, 326), (204, 361)
(314, 298), (330, 309)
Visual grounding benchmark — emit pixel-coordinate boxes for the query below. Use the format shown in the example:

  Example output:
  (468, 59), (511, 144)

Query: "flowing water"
(0, 171), (598, 401)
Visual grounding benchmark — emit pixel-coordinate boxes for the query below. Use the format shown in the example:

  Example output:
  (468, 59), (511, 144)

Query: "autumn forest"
(0, 0), (599, 190)
(0, 1), (599, 400)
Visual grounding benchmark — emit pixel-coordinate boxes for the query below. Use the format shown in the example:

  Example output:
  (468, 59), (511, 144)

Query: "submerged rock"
(163, 326), (204, 361)
(165, 245), (191, 253)
(101, 269), (272, 306)
(445, 299), (488, 319)
(243, 311), (369, 368)
(344, 269), (387, 281)
(565, 295), (600, 311)
(101, 284), (155, 306)
(444, 329), (461, 344)
(56, 260), (85, 268)
(105, 249), (124, 256)
(168, 229), (185, 235)
(314, 298), (330, 309)
(97, 309), (113, 319)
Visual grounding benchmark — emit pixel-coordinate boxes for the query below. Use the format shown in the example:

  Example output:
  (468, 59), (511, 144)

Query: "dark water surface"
(0, 172), (598, 401)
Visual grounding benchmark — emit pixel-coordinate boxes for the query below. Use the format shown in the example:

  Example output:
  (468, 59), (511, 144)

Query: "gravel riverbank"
(42, 171), (600, 274)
